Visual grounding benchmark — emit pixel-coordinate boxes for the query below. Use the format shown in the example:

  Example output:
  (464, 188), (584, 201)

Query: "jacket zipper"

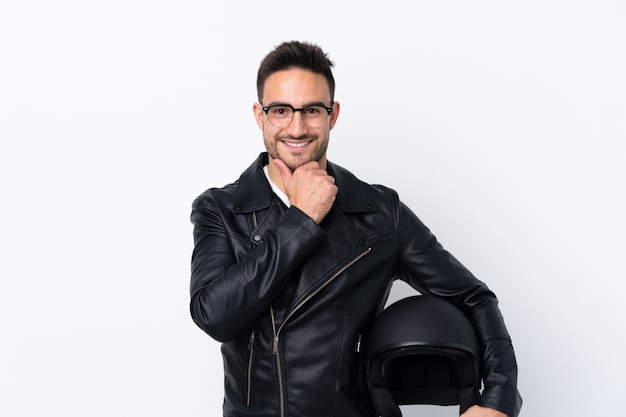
(246, 328), (256, 406)
(247, 214), (260, 407)
(270, 247), (371, 417)
(270, 306), (284, 417)
(247, 214), (258, 407)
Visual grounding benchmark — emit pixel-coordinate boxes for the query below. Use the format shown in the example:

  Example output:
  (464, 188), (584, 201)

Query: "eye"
(303, 106), (323, 116)
(269, 106), (291, 117)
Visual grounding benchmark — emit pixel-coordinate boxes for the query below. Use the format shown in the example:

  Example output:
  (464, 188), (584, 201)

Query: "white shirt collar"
(263, 164), (291, 207)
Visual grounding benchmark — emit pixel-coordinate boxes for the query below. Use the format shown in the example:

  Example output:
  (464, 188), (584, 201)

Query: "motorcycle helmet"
(365, 295), (482, 417)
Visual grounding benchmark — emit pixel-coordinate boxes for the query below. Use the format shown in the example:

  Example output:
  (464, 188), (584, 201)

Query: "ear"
(253, 103), (264, 130)
(329, 101), (340, 130)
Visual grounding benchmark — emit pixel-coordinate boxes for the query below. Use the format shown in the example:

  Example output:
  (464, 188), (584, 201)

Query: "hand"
(273, 159), (338, 224)
(460, 405), (509, 417)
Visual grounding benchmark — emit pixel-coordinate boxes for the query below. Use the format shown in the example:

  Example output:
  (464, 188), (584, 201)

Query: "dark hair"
(256, 40), (335, 103)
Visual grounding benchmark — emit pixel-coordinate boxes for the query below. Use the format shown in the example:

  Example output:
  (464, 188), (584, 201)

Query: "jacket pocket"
(353, 332), (370, 398)
(245, 328), (256, 406)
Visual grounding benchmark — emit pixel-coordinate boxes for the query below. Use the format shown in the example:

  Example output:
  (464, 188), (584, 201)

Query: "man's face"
(254, 68), (340, 172)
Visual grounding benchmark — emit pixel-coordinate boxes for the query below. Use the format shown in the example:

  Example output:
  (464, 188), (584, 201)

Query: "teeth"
(284, 141), (310, 148)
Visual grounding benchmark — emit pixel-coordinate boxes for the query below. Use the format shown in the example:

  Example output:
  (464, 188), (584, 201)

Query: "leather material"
(190, 153), (521, 417)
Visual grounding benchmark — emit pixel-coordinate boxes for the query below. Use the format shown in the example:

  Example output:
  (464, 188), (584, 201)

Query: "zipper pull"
(248, 329), (256, 350)
(355, 334), (362, 353)
(272, 336), (279, 355)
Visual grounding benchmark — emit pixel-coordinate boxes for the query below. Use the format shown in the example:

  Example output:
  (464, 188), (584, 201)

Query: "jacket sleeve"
(189, 194), (326, 343)
(396, 201), (522, 417)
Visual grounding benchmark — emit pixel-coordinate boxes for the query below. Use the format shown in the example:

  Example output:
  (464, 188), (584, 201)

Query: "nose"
(284, 110), (307, 135)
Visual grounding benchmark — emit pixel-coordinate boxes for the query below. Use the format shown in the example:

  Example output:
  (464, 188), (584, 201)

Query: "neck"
(267, 160), (286, 193)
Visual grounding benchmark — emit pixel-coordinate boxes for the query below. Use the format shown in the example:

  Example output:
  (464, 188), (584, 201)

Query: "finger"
(272, 159), (293, 184)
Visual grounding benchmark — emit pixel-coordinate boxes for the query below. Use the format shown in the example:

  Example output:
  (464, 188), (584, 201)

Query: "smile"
(283, 140), (311, 148)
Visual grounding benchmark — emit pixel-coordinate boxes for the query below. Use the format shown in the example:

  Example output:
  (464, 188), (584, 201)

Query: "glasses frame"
(261, 103), (334, 127)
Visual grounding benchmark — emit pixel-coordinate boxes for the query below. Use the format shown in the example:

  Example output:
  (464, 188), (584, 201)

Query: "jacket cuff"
(480, 388), (523, 417)
(284, 205), (326, 242)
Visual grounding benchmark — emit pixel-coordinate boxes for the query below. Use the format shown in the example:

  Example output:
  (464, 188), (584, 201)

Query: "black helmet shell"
(365, 295), (482, 416)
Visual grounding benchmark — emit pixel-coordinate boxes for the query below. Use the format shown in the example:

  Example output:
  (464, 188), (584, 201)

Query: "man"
(190, 41), (522, 417)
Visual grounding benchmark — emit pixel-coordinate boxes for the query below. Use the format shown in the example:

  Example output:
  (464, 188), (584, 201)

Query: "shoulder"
(193, 180), (238, 206)
(190, 181), (239, 229)
(192, 153), (269, 212)
(328, 160), (400, 207)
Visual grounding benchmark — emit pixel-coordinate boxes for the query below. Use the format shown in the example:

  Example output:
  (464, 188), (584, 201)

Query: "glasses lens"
(301, 106), (328, 127)
(266, 106), (292, 128)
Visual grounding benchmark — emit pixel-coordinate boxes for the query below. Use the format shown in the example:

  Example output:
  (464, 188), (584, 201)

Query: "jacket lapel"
(282, 161), (379, 314)
(231, 153), (380, 319)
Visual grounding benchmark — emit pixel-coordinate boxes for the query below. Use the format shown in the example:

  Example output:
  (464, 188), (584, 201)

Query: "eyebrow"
(264, 101), (329, 108)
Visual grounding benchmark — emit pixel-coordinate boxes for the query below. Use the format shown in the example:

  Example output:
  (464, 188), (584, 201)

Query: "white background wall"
(1, 1), (624, 416)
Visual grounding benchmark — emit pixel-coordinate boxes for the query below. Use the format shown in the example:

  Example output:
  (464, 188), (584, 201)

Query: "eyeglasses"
(261, 103), (333, 128)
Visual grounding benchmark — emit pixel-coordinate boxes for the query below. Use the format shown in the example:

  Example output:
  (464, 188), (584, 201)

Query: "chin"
(287, 153), (322, 170)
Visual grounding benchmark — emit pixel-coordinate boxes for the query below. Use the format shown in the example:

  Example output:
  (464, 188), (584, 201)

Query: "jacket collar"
(233, 152), (378, 214)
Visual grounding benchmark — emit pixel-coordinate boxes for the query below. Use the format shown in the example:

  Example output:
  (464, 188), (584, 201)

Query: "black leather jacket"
(190, 153), (521, 417)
